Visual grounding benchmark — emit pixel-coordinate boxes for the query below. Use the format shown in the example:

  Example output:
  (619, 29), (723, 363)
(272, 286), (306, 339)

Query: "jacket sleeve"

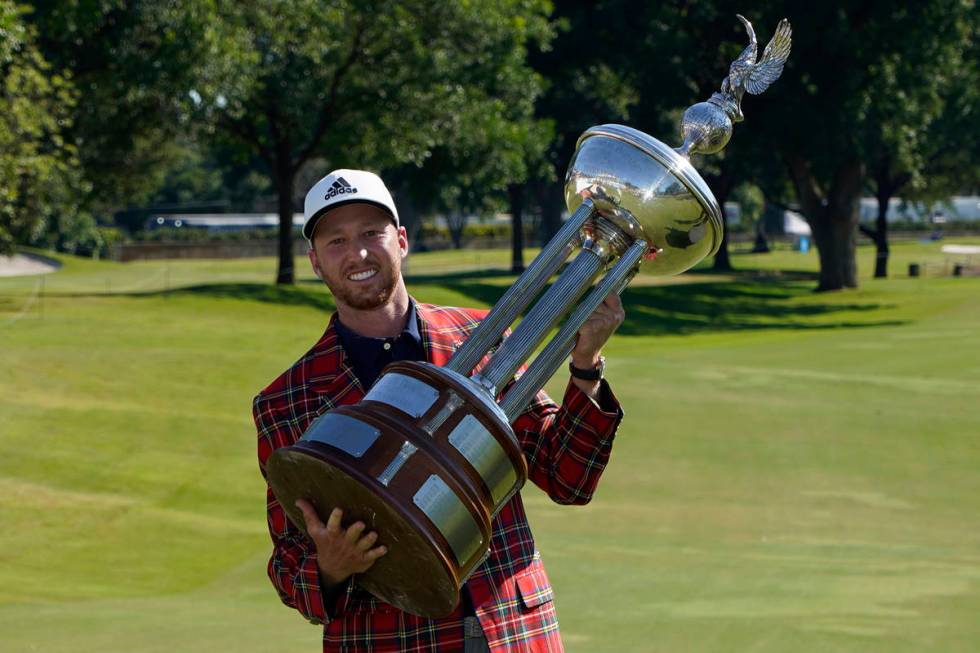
(254, 395), (340, 626)
(510, 378), (624, 505)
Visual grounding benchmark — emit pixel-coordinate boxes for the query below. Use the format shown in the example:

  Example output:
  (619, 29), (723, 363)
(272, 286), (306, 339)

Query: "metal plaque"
(364, 373), (439, 418)
(301, 412), (380, 458)
(448, 414), (516, 506)
(413, 475), (483, 566)
(376, 440), (418, 487)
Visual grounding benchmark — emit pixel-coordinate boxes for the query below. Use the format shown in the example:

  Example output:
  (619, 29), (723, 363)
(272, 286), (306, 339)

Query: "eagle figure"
(720, 15), (792, 122)
(674, 14), (792, 157)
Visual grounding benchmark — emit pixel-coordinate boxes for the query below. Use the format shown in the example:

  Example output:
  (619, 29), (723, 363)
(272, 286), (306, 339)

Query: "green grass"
(1, 239), (978, 652)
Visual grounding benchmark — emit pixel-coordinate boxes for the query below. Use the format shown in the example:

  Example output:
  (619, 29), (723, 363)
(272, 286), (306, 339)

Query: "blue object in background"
(798, 236), (810, 253)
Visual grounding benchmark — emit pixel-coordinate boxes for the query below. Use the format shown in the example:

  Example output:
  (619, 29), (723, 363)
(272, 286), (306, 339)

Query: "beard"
(326, 262), (399, 311)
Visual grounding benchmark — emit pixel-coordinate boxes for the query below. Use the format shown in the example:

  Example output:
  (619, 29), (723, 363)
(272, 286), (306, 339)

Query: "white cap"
(303, 169), (399, 242)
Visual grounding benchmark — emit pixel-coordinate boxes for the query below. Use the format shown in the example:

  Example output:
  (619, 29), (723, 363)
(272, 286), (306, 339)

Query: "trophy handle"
(499, 239), (646, 421)
(445, 199), (597, 376)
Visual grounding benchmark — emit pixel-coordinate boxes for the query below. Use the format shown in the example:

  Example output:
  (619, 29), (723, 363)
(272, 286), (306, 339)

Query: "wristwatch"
(569, 356), (605, 381)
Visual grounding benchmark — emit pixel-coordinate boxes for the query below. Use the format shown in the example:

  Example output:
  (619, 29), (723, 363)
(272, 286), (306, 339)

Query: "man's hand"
(295, 499), (388, 587)
(570, 292), (626, 398)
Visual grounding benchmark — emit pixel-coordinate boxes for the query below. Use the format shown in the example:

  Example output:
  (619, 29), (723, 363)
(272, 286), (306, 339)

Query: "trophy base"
(268, 445), (461, 616)
(266, 361), (528, 618)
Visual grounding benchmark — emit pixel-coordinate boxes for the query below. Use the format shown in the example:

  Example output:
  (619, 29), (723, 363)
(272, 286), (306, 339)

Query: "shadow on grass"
(618, 282), (903, 335)
(118, 281), (338, 312)
(66, 266), (907, 335)
(188, 281), (336, 311)
(404, 267), (515, 284)
(411, 276), (904, 335)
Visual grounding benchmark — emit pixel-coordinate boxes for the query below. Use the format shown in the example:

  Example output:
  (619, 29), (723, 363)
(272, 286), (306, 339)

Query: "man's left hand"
(571, 292), (625, 371)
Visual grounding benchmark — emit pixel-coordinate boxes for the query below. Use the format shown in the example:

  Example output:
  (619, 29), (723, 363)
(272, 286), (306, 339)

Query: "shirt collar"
(334, 300), (421, 348)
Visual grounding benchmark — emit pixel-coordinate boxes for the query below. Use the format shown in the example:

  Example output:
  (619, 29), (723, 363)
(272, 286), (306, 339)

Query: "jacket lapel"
(416, 302), (464, 367)
(309, 315), (365, 403)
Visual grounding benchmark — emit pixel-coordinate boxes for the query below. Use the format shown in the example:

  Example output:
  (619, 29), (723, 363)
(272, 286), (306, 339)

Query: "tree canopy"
(201, 0), (554, 283)
(3, 0), (977, 291)
(0, 0), (84, 255)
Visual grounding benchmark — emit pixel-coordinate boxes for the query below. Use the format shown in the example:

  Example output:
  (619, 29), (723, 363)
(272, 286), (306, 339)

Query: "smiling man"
(254, 169), (625, 652)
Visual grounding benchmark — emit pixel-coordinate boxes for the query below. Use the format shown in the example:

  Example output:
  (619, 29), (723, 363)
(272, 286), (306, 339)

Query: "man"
(254, 169), (625, 652)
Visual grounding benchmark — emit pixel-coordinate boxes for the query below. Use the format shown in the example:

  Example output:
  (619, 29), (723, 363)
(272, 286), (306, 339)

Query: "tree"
(861, 20), (980, 277)
(202, 0), (553, 284)
(528, 1), (638, 250)
(382, 87), (553, 262)
(734, 1), (978, 290)
(26, 1), (234, 221)
(0, 1), (84, 255)
(554, 1), (976, 291)
(530, 2), (786, 275)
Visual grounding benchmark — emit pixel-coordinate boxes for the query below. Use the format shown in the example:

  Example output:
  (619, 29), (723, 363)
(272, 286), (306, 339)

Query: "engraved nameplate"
(365, 373), (439, 418)
(300, 412), (380, 458)
(412, 475), (483, 566)
(448, 414), (516, 506)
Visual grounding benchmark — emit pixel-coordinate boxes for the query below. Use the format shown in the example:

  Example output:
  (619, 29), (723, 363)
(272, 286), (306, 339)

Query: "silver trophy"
(267, 15), (792, 617)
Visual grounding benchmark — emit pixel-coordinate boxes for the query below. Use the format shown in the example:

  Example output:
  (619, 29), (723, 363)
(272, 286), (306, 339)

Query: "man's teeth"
(348, 269), (377, 281)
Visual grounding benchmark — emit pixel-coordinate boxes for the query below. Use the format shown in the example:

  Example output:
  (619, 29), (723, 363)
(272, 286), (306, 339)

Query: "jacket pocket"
(515, 567), (555, 609)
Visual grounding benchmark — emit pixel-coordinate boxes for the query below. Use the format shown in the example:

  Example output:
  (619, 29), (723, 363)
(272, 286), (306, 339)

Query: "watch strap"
(569, 356), (604, 381)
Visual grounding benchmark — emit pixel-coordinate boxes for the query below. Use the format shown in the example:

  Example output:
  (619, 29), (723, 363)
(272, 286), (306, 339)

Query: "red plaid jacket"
(254, 302), (623, 652)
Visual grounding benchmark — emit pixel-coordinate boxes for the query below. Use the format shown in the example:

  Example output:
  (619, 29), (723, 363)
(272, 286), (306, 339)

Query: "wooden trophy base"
(266, 361), (527, 617)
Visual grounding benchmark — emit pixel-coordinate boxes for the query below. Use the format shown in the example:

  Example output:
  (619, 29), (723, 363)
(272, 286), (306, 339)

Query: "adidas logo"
(324, 177), (358, 200)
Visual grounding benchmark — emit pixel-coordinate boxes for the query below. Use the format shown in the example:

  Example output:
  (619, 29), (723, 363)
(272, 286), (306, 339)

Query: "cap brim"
(304, 199), (399, 241)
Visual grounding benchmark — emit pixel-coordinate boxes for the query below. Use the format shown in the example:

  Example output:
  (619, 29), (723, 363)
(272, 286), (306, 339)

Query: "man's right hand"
(295, 499), (388, 587)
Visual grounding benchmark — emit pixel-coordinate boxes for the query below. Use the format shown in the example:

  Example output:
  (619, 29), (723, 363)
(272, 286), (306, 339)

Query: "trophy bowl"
(565, 124), (723, 276)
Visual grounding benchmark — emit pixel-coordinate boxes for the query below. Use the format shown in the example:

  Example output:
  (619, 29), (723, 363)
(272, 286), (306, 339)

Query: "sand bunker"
(0, 253), (61, 277)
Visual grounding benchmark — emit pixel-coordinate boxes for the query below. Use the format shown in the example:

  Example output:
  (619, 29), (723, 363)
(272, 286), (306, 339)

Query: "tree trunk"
(509, 184), (525, 274)
(872, 193), (890, 278)
(399, 195), (422, 247)
(707, 171), (734, 272)
(786, 155), (864, 291)
(537, 177), (564, 243)
(712, 202), (732, 270)
(275, 166), (296, 285)
(810, 212), (858, 290)
(446, 211), (467, 249)
(752, 204), (772, 252)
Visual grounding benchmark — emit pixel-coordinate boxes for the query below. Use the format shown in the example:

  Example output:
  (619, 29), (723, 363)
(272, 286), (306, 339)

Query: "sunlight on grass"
(1, 242), (978, 652)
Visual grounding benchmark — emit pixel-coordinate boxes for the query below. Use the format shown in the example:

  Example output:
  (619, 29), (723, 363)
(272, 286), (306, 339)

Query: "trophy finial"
(675, 16), (792, 158)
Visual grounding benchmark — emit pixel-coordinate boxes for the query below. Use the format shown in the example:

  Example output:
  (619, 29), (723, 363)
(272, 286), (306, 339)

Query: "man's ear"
(308, 247), (323, 279)
(398, 225), (409, 258)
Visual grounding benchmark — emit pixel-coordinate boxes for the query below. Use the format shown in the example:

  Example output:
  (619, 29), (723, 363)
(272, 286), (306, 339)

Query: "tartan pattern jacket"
(254, 302), (623, 652)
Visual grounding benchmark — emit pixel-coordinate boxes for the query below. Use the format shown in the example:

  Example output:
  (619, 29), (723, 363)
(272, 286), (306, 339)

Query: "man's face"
(308, 204), (408, 311)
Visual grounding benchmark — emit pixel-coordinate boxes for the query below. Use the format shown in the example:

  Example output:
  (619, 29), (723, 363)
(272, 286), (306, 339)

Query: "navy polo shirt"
(334, 301), (479, 617)
(334, 302), (425, 390)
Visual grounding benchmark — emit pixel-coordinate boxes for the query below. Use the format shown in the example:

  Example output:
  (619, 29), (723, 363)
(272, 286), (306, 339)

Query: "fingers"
(581, 303), (624, 330)
(300, 504), (389, 580)
(355, 530), (378, 552)
(602, 291), (626, 322)
(603, 291), (623, 312)
(345, 520), (366, 543)
(364, 544), (388, 561)
(587, 293), (625, 325)
(573, 292), (626, 366)
(295, 499), (325, 531)
(325, 507), (343, 534)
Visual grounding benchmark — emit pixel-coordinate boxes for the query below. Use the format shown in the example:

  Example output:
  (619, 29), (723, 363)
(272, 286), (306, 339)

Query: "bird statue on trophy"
(676, 15), (792, 158)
